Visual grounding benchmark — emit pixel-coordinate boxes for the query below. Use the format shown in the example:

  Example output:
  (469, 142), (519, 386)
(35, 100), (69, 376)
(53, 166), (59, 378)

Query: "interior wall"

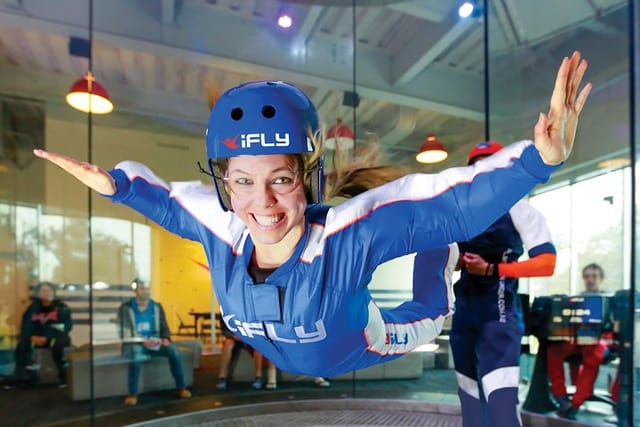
(150, 223), (214, 335)
(45, 117), (205, 220)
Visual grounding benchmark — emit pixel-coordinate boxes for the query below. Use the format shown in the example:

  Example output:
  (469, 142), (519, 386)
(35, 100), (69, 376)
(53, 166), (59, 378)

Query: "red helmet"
(467, 141), (504, 165)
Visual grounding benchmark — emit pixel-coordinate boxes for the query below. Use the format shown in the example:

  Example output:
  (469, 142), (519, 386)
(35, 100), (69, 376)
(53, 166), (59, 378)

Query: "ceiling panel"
(0, 0), (631, 175)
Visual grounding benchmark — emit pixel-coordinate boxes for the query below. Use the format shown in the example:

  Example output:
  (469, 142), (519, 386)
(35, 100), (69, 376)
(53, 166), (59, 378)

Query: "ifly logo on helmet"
(222, 133), (290, 150)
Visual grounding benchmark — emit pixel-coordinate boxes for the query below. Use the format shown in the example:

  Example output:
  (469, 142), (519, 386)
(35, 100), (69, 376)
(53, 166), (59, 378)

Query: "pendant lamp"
(325, 118), (354, 150)
(416, 134), (448, 164)
(66, 71), (114, 114)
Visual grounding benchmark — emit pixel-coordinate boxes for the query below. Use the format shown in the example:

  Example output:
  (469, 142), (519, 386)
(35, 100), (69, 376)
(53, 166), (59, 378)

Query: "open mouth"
(251, 213), (285, 228)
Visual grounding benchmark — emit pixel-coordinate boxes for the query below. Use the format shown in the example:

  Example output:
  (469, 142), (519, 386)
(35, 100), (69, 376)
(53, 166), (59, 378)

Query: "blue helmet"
(206, 81), (323, 211)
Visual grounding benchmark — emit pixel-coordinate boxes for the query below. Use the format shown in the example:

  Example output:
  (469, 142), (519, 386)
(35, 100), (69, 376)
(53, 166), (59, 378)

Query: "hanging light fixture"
(416, 134), (448, 164)
(325, 118), (354, 150)
(65, 0), (113, 115)
(277, 13), (293, 29)
(66, 71), (114, 114)
(458, 0), (482, 18)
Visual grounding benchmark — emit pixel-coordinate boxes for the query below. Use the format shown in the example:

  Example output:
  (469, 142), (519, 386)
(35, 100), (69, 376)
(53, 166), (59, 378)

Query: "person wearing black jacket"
(118, 278), (191, 406)
(6, 282), (72, 386)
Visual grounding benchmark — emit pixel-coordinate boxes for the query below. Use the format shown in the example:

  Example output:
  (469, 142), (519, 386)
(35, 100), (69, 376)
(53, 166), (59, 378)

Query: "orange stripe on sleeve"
(498, 252), (556, 278)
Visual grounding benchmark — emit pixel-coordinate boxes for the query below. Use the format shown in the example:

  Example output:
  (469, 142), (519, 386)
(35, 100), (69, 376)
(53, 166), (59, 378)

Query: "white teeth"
(254, 214), (283, 226)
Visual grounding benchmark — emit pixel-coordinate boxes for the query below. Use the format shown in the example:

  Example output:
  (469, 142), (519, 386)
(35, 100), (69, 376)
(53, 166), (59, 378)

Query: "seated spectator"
(547, 263), (611, 419)
(216, 320), (330, 390)
(118, 278), (191, 406)
(2, 282), (72, 387)
(0, 305), (14, 370)
(216, 319), (276, 390)
(253, 351), (277, 390)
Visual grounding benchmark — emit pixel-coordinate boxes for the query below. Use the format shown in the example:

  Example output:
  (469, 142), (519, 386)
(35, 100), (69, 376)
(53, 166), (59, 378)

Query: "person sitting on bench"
(118, 278), (192, 406)
(3, 282), (72, 388)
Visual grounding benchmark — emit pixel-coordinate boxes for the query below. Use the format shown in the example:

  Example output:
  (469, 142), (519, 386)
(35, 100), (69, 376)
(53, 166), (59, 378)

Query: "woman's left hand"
(534, 51), (592, 165)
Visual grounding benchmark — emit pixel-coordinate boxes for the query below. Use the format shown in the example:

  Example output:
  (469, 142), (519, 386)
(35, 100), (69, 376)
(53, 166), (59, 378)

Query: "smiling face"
(227, 154), (308, 264)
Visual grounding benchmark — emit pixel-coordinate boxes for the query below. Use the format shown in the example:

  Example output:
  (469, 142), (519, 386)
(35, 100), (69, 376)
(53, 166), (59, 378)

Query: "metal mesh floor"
(127, 399), (462, 427)
(190, 409), (459, 427)
(127, 399), (585, 427)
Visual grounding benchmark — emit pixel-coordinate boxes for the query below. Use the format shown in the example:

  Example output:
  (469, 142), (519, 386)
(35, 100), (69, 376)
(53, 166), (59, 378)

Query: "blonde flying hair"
(324, 132), (409, 202)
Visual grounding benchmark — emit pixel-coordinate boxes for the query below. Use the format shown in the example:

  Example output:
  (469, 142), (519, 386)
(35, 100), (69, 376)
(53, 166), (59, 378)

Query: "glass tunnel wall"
(347, 0), (485, 406)
(0, 1), (359, 426)
(0, 0), (95, 424)
(486, 0), (635, 426)
(347, 2), (637, 427)
(631, 0), (639, 425)
(0, 1), (638, 426)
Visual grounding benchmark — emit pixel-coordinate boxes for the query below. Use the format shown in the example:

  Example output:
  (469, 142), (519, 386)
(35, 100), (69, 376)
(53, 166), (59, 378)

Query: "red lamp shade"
(325, 118), (354, 150)
(416, 134), (447, 164)
(66, 71), (114, 114)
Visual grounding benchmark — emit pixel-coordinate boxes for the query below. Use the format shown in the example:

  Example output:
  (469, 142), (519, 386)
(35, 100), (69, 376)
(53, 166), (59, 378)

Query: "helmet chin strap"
(204, 160), (234, 211)
(197, 161), (213, 177)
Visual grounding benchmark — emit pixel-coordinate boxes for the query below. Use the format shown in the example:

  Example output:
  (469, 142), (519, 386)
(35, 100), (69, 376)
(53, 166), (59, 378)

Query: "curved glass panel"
(350, 0), (484, 416)
(1, 1), (638, 426)
(0, 1), (92, 423)
(488, 1), (632, 425)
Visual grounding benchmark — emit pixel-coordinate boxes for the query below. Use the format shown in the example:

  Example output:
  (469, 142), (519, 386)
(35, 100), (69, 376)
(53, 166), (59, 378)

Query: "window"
(527, 168), (631, 298)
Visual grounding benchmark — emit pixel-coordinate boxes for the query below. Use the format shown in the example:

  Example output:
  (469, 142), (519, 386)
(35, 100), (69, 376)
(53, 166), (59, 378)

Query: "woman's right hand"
(33, 149), (116, 196)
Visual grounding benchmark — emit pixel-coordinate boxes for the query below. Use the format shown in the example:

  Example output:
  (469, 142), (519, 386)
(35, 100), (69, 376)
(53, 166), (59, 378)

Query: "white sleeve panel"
(509, 200), (554, 253)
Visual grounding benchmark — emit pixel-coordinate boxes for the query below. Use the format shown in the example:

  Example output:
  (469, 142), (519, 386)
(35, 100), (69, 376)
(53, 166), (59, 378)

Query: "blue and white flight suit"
(445, 200), (555, 427)
(106, 140), (558, 377)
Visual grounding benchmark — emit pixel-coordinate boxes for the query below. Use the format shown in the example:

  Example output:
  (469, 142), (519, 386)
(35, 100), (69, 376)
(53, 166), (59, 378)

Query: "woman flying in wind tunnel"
(33, 52), (591, 377)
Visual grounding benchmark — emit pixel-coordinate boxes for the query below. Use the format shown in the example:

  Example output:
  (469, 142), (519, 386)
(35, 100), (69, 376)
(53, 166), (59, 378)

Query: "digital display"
(548, 294), (611, 344)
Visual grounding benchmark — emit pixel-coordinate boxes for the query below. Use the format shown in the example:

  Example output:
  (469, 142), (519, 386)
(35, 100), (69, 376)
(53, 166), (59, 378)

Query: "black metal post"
(622, 1), (637, 425)
(483, 0), (490, 142)
(87, 0), (96, 424)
